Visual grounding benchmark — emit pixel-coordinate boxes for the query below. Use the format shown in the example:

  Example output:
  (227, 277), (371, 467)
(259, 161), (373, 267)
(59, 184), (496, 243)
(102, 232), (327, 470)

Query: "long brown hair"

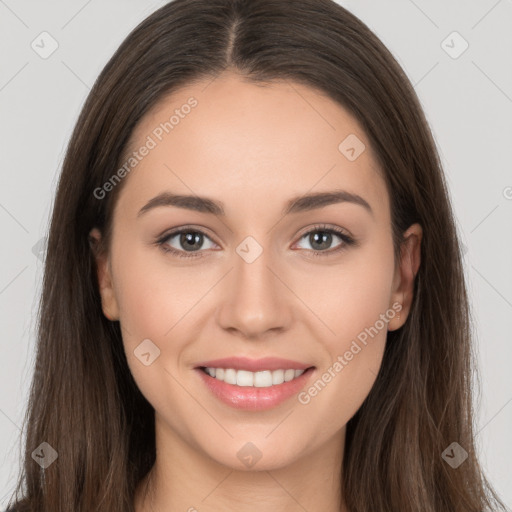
(7, 0), (508, 510)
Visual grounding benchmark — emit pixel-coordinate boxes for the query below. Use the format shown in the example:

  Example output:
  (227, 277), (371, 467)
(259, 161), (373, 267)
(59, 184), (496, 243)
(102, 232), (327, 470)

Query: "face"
(91, 71), (421, 471)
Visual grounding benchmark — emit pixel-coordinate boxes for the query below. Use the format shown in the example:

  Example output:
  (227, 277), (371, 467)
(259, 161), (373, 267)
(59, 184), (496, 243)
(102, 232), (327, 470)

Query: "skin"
(90, 70), (421, 512)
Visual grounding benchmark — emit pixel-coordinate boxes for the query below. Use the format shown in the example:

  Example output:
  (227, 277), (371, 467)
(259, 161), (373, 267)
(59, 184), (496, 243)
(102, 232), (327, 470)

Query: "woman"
(5, 0), (508, 510)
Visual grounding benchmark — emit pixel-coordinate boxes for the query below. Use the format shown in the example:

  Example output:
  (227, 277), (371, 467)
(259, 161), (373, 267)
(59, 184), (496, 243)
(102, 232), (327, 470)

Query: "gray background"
(0, 0), (511, 507)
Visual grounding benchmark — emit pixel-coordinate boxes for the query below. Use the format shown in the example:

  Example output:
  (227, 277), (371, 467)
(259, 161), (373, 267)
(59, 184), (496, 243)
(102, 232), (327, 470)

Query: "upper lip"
(195, 357), (314, 372)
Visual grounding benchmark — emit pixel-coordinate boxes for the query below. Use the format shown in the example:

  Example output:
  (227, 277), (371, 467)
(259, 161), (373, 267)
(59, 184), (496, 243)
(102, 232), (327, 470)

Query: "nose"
(216, 245), (293, 339)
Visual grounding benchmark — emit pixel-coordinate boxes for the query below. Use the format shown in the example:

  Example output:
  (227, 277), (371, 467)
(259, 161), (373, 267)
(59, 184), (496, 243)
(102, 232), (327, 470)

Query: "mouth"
(193, 357), (316, 410)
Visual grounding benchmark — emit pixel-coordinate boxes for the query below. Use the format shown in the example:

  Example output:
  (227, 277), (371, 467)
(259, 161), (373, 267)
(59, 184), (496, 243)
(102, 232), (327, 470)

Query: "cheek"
(295, 232), (395, 347)
(112, 241), (202, 338)
(334, 256), (395, 347)
(111, 242), (216, 391)
(295, 236), (395, 423)
(109, 244), (186, 387)
(111, 246), (196, 422)
(331, 239), (395, 370)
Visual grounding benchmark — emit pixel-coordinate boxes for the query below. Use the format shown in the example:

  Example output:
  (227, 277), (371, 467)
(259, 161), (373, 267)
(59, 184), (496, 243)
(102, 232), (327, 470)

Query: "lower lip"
(195, 367), (315, 411)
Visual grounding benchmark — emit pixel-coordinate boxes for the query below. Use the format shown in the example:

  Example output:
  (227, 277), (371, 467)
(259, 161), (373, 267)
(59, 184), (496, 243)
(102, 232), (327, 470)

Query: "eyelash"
(155, 224), (356, 260)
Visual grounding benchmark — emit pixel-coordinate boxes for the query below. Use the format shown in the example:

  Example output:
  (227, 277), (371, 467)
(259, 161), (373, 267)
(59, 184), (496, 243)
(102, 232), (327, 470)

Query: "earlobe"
(89, 227), (120, 321)
(388, 223), (422, 331)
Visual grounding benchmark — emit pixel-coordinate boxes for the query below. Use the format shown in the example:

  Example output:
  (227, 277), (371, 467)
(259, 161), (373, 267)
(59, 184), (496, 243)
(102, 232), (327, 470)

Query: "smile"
(201, 367), (306, 387)
(195, 359), (316, 410)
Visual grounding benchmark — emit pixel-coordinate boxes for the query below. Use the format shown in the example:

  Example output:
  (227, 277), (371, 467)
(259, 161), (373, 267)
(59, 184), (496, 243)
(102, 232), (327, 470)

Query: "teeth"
(237, 370), (254, 387)
(203, 367), (306, 387)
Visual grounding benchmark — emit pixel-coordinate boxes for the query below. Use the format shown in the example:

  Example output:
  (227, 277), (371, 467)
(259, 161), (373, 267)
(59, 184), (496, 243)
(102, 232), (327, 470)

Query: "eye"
(156, 227), (217, 259)
(293, 224), (356, 257)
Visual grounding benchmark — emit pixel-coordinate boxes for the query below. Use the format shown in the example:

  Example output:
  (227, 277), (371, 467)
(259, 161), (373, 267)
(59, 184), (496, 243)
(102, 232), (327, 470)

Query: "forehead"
(116, 72), (389, 221)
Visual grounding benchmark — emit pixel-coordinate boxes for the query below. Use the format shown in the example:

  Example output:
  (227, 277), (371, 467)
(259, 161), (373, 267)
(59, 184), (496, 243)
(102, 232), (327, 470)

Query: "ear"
(89, 227), (119, 321)
(388, 223), (422, 331)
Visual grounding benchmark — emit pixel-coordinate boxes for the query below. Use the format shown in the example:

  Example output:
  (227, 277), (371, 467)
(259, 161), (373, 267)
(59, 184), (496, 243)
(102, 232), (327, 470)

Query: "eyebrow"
(137, 189), (373, 218)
